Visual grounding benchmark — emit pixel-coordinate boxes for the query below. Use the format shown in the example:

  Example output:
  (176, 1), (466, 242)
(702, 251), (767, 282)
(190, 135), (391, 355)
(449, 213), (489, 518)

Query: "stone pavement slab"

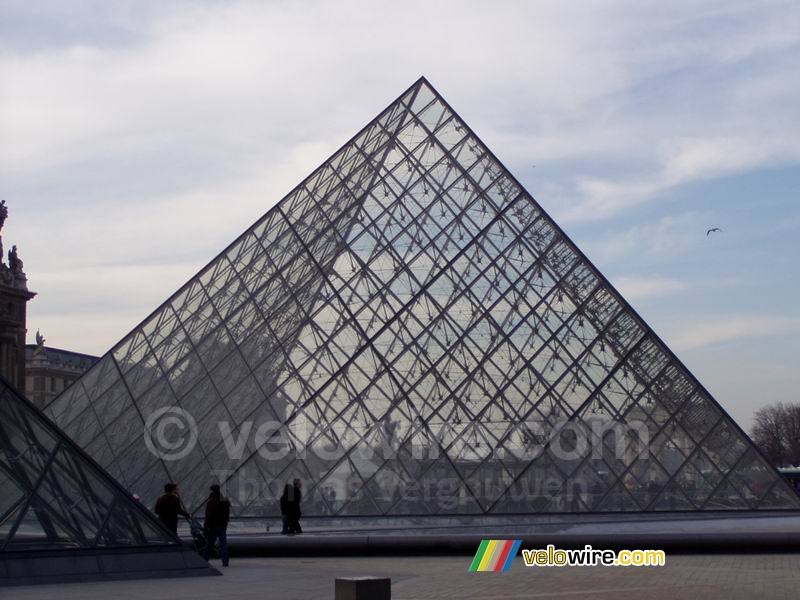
(4, 554), (800, 600)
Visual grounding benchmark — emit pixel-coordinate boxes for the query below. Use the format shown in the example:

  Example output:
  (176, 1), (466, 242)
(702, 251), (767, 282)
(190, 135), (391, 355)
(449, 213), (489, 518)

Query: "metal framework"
(0, 374), (178, 550)
(45, 78), (800, 518)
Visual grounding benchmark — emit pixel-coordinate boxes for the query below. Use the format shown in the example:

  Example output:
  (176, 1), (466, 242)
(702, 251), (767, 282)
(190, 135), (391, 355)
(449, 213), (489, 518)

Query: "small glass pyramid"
(0, 374), (177, 550)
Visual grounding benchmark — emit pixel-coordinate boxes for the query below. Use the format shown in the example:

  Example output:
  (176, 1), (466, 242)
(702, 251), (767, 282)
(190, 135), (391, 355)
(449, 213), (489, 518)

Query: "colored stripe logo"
(469, 540), (522, 572)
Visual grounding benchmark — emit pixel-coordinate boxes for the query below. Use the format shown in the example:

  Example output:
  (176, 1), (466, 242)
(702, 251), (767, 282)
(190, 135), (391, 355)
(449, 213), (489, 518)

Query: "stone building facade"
(0, 200), (36, 392)
(25, 340), (98, 409)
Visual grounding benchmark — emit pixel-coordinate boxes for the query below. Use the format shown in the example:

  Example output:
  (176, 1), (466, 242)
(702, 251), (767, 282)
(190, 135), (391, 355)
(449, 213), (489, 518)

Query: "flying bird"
(706, 228), (722, 236)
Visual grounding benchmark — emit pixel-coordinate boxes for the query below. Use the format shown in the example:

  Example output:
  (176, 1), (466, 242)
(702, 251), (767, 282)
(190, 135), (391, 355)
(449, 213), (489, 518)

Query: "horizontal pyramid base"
(226, 529), (800, 555)
(214, 510), (800, 555)
(0, 546), (220, 587)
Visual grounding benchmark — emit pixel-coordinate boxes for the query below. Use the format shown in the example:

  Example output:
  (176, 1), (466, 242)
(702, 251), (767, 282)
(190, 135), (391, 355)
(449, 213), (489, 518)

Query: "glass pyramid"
(0, 374), (179, 550)
(46, 77), (800, 518)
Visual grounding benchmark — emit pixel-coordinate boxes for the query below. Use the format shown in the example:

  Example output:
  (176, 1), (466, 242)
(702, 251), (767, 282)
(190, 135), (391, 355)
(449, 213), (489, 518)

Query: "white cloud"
(26, 263), (200, 354)
(582, 212), (707, 264)
(611, 276), (687, 301)
(558, 134), (800, 222)
(669, 315), (800, 351)
(1, 0), (799, 355)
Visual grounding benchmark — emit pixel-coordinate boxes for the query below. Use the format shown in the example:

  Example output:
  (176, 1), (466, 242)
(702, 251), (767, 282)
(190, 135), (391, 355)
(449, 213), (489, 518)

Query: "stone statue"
(8, 245), (22, 274)
(36, 330), (45, 347)
(0, 200), (7, 232)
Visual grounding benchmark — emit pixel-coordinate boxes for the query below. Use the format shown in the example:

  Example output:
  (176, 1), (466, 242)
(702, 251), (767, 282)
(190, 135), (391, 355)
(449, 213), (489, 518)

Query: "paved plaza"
(6, 553), (800, 600)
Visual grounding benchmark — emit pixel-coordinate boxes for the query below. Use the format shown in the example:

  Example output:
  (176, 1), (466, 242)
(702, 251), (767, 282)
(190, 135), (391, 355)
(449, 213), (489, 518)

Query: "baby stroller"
(188, 516), (219, 559)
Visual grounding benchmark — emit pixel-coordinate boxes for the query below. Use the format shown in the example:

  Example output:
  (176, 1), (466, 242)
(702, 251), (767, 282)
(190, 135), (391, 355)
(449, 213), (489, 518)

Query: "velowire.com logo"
(469, 540), (522, 572)
(469, 541), (666, 571)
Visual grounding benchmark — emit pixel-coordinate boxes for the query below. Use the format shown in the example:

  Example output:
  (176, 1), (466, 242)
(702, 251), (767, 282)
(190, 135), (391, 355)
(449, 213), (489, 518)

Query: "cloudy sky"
(2, 0), (799, 428)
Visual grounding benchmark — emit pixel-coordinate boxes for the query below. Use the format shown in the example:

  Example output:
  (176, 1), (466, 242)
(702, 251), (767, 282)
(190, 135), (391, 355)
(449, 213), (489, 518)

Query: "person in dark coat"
(154, 483), (189, 535)
(280, 484), (291, 534)
(203, 484), (230, 567)
(282, 478), (303, 534)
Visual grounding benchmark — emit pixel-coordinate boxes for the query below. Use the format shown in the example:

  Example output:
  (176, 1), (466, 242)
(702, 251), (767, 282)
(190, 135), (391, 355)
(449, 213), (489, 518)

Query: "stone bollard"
(335, 576), (391, 600)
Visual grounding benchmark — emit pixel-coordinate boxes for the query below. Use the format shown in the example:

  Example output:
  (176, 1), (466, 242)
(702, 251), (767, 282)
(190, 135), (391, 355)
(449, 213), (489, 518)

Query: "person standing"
(280, 483), (292, 534)
(287, 478), (303, 534)
(203, 484), (230, 567)
(154, 483), (190, 535)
